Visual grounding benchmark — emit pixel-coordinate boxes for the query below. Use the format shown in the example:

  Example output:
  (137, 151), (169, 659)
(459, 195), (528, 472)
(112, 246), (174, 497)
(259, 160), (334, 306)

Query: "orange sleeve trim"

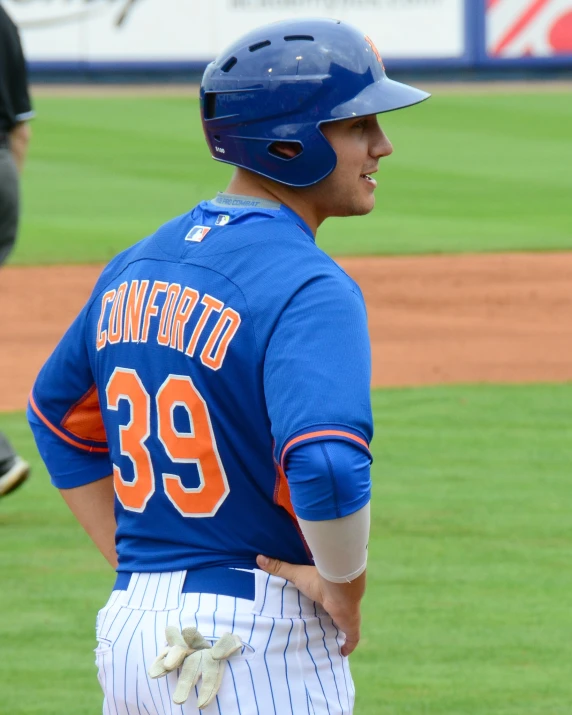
(29, 393), (109, 454)
(281, 430), (369, 467)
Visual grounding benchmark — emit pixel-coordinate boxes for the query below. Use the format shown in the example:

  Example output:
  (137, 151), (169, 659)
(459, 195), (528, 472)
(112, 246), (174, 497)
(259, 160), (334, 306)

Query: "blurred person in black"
(0, 3), (34, 496)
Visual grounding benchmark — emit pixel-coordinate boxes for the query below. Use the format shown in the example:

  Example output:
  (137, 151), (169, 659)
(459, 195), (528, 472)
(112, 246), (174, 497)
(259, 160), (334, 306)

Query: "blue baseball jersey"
(28, 194), (373, 573)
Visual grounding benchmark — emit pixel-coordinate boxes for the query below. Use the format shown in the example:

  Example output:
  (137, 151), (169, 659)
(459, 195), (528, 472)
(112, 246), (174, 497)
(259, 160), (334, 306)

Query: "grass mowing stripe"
(0, 411), (112, 715)
(2, 382), (572, 712)
(9, 92), (572, 265)
(356, 383), (572, 714)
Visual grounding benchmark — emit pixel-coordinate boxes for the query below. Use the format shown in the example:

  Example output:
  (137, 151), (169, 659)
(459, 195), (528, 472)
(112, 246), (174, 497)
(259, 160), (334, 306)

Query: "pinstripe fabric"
(95, 570), (355, 714)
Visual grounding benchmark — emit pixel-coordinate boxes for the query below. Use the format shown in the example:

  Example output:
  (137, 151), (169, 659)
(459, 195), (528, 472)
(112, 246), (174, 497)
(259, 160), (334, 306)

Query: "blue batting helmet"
(200, 17), (430, 187)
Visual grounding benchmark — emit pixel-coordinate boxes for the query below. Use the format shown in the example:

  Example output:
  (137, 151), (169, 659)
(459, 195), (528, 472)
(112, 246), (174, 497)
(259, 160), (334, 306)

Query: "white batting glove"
(148, 626), (242, 709)
(148, 626), (210, 679)
(173, 632), (242, 708)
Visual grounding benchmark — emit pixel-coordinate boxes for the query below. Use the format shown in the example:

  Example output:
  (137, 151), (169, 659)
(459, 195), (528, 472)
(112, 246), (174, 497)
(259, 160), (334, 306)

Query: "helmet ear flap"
(204, 127), (337, 188)
(258, 128), (338, 187)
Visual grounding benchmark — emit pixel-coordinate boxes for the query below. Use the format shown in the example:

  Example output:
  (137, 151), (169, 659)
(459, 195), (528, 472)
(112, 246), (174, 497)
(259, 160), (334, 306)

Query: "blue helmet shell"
(200, 18), (430, 187)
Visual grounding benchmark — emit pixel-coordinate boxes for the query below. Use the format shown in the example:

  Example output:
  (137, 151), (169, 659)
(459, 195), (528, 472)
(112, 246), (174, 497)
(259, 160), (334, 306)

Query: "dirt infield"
(2, 252), (572, 412)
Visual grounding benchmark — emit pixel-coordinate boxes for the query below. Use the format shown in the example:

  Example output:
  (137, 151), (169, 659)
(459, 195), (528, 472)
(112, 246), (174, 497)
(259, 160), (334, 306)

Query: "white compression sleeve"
(296, 502), (370, 583)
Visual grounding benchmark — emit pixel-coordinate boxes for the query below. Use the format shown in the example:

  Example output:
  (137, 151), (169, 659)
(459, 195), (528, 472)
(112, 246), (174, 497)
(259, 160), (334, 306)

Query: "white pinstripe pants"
(95, 570), (355, 715)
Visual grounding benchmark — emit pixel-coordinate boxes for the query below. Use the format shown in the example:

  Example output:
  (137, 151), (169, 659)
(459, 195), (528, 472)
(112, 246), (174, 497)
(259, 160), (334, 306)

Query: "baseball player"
(27, 18), (429, 714)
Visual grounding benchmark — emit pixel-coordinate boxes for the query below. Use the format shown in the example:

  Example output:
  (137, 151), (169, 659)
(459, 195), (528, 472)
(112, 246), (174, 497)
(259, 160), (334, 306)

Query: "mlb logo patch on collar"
(215, 214), (230, 226)
(185, 225), (211, 243)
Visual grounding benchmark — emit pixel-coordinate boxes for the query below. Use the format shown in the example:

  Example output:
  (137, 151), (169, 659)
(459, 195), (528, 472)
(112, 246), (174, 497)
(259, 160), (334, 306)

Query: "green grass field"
(2, 89), (572, 714)
(2, 384), (572, 714)
(9, 91), (572, 265)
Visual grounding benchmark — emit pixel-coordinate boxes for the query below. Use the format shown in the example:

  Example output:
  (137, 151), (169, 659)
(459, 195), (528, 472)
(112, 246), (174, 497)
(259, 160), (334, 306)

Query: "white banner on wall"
(487, 0), (572, 57)
(3, 0), (466, 62)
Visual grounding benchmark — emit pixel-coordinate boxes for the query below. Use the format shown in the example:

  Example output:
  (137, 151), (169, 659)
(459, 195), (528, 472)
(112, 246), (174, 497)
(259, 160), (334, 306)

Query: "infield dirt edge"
(3, 251), (572, 411)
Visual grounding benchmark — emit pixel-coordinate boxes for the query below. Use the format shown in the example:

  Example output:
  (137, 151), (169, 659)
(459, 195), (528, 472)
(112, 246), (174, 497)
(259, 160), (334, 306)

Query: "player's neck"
(225, 170), (321, 236)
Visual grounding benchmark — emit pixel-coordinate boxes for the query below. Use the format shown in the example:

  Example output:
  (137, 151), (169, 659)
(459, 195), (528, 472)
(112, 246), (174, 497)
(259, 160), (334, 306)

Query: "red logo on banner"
(490, 0), (572, 56)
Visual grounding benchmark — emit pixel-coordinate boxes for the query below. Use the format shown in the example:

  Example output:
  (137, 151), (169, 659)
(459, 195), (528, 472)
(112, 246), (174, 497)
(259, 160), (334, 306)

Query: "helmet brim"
(328, 76), (430, 121)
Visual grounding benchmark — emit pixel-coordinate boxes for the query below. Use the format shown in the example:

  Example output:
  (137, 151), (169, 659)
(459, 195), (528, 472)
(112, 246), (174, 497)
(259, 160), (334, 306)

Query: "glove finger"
(181, 627), (198, 648)
(148, 648), (169, 679)
(197, 655), (225, 710)
(165, 625), (187, 648)
(188, 631), (212, 651)
(211, 633), (242, 660)
(164, 644), (189, 671)
(172, 651), (203, 706)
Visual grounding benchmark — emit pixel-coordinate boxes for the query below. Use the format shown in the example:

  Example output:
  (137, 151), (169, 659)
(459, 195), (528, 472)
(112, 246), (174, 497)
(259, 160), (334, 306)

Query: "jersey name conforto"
(95, 279), (241, 371)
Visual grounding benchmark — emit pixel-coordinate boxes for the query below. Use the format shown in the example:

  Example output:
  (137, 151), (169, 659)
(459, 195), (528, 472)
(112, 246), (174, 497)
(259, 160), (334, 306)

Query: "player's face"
(316, 114), (393, 218)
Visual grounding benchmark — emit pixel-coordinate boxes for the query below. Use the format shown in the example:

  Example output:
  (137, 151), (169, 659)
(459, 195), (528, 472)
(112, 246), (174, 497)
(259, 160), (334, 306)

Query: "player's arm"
(28, 403), (117, 567)
(58, 477), (117, 568)
(299, 510), (367, 657)
(27, 303), (116, 568)
(262, 275), (373, 655)
(258, 439), (371, 656)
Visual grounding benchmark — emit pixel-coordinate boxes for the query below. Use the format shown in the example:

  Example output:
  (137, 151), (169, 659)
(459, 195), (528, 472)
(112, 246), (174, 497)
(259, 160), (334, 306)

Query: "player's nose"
(370, 125), (393, 159)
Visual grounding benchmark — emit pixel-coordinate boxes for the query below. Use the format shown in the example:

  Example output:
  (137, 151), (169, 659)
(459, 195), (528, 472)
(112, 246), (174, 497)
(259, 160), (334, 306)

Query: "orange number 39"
(105, 368), (229, 517)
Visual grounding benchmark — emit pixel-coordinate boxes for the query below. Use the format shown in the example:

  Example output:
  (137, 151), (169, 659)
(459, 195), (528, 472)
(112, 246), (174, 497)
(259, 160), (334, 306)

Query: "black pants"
(0, 144), (20, 470)
(0, 144), (19, 266)
(0, 433), (16, 473)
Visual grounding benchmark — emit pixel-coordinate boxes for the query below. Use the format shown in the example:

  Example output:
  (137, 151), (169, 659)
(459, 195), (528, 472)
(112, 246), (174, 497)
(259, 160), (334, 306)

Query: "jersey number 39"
(105, 368), (229, 517)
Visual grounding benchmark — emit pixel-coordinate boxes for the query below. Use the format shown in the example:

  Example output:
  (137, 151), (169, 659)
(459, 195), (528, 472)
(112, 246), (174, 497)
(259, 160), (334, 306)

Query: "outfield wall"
(5, 0), (572, 75)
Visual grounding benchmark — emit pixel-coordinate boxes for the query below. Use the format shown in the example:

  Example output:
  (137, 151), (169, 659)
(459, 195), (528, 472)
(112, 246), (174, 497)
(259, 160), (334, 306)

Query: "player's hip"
(95, 567), (355, 714)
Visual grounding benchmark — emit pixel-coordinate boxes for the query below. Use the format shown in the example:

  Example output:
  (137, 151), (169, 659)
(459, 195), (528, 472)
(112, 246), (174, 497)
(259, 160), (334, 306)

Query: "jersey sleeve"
(27, 407), (112, 489)
(264, 275), (373, 469)
(284, 439), (371, 521)
(27, 304), (112, 488)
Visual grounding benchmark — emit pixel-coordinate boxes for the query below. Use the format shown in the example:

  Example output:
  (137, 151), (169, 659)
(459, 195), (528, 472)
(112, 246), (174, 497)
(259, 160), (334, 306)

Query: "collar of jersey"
(211, 193), (315, 242)
(212, 192), (281, 210)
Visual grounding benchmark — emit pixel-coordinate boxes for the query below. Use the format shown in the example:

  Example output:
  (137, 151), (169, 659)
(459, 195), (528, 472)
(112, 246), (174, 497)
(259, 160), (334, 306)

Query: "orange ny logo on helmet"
(365, 35), (385, 70)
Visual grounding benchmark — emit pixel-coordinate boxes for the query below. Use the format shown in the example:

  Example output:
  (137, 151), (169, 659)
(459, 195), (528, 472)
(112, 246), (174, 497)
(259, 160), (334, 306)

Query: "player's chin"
(356, 184), (376, 213)
(352, 195), (376, 216)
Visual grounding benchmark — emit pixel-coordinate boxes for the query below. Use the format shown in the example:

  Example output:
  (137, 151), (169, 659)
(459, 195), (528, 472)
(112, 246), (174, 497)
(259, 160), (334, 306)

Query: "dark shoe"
(0, 456), (30, 497)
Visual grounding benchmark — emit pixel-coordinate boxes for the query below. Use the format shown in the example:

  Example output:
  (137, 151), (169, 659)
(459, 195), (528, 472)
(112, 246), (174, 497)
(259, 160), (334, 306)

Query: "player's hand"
(257, 555), (325, 602)
(256, 555), (362, 656)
